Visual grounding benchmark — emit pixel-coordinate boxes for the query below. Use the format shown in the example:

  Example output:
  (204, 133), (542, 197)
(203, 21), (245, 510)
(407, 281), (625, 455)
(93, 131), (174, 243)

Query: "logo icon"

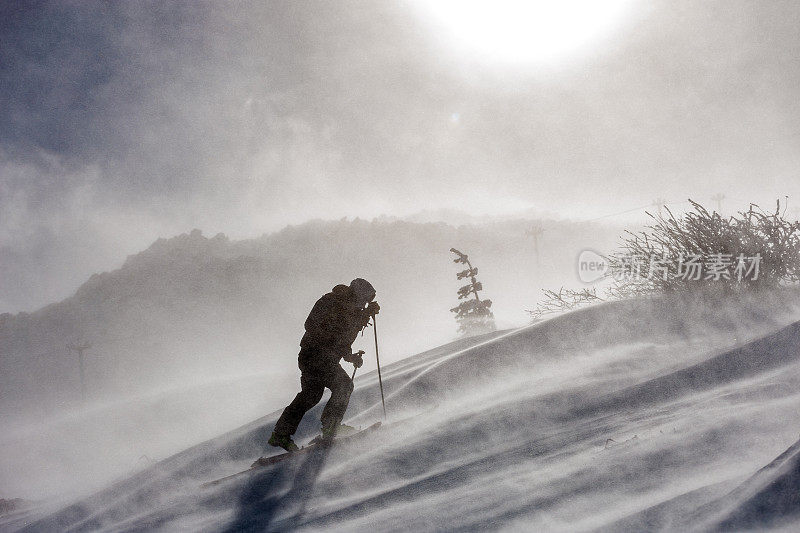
(577, 249), (610, 283)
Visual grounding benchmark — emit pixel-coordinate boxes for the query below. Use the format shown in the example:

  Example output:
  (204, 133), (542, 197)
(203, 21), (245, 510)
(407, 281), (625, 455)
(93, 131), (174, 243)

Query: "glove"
(345, 350), (364, 368)
(366, 301), (380, 316)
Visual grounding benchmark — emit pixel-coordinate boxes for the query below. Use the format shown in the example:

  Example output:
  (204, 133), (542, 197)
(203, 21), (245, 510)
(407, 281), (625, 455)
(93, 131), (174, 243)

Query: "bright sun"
(412, 0), (635, 64)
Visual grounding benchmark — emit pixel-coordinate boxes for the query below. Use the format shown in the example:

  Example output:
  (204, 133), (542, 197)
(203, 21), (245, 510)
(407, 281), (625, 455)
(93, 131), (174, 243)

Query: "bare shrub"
(527, 287), (602, 321)
(527, 199), (800, 322)
(608, 199), (800, 296)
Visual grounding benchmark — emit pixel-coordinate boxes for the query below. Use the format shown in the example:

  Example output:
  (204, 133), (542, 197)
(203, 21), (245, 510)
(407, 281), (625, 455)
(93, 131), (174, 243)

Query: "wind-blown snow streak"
(4, 294), (800, 532)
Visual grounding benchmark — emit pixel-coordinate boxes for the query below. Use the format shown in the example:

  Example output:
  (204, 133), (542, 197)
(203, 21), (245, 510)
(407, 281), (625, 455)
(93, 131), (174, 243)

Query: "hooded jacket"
(299, 284), (372, 367)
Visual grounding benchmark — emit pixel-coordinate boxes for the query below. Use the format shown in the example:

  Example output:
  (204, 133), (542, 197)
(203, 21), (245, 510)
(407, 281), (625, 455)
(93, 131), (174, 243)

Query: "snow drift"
(4, 293), (800, 532)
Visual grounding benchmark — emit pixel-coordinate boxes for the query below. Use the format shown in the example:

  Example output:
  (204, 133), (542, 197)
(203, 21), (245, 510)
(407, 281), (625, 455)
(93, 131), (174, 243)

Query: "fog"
(0, 217), (621, 428)
(2, 1), (800, 529)
(2, 1), (799, 313)
(6, 292), (800, 530)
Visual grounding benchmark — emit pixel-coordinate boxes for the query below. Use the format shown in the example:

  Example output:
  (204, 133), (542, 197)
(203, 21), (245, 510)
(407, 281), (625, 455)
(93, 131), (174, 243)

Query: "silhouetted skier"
(268, 278), (380, 451)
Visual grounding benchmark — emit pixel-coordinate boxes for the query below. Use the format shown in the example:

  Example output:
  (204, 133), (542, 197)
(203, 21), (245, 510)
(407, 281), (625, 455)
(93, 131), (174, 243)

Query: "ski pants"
(273, 361), (354, 437)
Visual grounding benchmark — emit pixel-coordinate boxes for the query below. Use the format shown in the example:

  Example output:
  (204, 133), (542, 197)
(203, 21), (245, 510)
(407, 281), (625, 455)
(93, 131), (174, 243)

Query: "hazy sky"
(1, 0), (799, 313)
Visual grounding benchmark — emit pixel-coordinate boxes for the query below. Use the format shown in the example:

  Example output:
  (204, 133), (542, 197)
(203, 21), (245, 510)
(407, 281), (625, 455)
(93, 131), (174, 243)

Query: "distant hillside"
(0, 217), (621, 420)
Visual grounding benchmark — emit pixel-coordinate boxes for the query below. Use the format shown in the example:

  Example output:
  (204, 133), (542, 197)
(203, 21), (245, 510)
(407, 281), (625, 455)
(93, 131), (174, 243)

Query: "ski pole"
(373, 314), (387, 419)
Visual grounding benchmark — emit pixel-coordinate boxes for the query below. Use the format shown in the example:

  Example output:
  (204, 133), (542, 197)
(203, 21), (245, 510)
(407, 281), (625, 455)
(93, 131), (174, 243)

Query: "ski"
(201, 421), (382, 488)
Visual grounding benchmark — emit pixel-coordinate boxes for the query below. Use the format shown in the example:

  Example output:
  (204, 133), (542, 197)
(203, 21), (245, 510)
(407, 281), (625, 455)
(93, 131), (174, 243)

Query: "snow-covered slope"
(5, 295), (800, 532)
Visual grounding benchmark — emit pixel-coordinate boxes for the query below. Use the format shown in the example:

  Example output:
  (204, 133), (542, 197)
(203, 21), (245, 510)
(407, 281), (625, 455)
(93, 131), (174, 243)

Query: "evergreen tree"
(449, 248), (496, 335)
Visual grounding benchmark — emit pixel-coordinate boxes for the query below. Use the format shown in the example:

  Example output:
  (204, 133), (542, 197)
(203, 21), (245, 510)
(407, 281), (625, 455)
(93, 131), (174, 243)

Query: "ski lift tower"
(67, 341), (92, 402)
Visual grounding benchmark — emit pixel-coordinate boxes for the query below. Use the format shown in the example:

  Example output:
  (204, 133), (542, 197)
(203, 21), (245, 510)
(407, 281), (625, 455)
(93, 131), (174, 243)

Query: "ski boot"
(268, 431), (299, 452)
(321, 422), (358, 440)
